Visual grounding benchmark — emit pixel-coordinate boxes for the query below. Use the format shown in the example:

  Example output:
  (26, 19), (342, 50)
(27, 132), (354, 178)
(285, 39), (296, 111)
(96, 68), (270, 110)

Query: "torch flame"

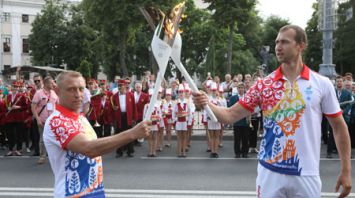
(164, 2), (186, 40)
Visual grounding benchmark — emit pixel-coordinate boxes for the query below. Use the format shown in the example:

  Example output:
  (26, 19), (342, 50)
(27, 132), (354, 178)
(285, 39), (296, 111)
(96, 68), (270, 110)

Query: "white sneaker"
(249, 148), (259, 154)
(37, 158), (45, 165)
(26, 148), (31, 153)
(253, 148), (259, 153)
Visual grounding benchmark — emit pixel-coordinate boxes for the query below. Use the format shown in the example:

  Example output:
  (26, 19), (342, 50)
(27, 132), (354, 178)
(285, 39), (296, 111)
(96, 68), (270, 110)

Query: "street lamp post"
(318, 0), (337, 78)
(260, 46), (270, 75)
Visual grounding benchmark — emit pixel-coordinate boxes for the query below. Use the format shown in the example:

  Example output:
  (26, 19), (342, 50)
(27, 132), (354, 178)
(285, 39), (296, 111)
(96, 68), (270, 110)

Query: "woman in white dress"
(143, 92), (162, 157)
(204, 80), (213, 152)
(156, 87), (165, 152)
(162, 88), (175, 148)
(184, 84), (195, 150)
(218, 85), (227, 148)
(172, 84), (190, 157)
(205, 82), (222, 158)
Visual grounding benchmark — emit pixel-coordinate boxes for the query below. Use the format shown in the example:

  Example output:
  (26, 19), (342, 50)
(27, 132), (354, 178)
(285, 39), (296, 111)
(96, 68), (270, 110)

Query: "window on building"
(3, 37), (11, 52)
(22, 38), (29, 53)
(3, 12), (11, 22)
(4, 65), (11, 71)
(22, 14), (29, 23)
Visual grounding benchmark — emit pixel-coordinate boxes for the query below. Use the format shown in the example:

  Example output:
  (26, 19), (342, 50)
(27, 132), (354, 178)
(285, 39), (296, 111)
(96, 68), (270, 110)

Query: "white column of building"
(11, 12), (21, 68)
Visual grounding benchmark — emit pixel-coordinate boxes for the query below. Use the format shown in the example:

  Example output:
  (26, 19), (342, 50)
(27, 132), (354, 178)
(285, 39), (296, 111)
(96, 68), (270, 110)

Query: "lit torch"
(141, 2), (217, 122)
(164, 2), (186, 40)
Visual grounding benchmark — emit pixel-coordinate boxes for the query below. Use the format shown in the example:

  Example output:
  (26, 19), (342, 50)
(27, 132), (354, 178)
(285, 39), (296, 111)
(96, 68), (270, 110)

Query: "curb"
(170, 129), (234, 141)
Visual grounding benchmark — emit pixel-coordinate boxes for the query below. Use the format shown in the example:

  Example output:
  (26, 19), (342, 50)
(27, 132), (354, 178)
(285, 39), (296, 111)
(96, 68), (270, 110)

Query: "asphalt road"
(0, 137), (354, 197)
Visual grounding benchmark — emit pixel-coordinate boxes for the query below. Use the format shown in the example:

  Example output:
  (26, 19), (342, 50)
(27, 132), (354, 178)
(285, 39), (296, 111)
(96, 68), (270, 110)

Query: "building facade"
(0, 0), (78, 79)
(0, 0), (45, 77)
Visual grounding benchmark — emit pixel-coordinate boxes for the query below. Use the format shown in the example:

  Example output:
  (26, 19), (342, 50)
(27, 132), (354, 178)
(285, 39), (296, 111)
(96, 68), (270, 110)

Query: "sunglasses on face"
(34, 80), (41, 83)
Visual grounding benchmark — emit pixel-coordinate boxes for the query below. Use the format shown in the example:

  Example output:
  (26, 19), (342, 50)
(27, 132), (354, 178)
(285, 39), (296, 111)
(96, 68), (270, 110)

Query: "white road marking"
(1, 155), (352, 161)
(140, 156), (354, 161)
(0, 187), (353, 197)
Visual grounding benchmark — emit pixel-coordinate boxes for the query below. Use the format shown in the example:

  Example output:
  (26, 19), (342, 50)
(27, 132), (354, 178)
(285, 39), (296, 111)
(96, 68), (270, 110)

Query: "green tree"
(205, 35), (216, 76)
(235, 10), (263, 76)
(125, 26), (152, 78)
(261, 15), (289, 72)
(82, 0), (176, 79)
(179, 0), (214, 78)
(77, 59), (92, 78)
(63, 4), (99, 74)
(204, 21), (259, 77)
(28, 0), (67, 66)
(213, 28), (246, 76)
(203, 0), (257, 74)
(261, 15), (290, 55)
(334, 0), (355, 75)
(304, 3), (322, 71)
(233, 49), (260, 74)
(238, 10), (263, 62)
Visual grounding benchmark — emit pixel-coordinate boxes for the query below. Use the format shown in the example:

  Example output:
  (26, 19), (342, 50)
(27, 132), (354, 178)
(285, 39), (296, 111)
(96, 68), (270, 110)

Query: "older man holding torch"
(44, 71), (150, 197)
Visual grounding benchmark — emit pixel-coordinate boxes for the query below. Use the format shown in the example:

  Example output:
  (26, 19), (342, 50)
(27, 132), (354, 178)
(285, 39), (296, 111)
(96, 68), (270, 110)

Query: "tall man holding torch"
(193, 25), (351, 197)
(44, 71), (150, 197)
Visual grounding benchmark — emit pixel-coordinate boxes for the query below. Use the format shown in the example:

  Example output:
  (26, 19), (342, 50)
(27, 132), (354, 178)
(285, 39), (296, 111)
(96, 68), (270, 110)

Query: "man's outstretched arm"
(193, 91), (251, 124)
(66, 121), (151, 158)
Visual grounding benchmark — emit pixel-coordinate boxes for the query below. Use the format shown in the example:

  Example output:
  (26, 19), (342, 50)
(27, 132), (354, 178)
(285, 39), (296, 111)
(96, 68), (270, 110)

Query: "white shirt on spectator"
(119, 93), (126, 112)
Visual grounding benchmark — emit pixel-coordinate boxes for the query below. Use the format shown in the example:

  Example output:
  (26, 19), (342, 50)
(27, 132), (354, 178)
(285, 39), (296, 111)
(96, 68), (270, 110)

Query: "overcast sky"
(194, 0), (318, 28)
(256, 0), (318, 28)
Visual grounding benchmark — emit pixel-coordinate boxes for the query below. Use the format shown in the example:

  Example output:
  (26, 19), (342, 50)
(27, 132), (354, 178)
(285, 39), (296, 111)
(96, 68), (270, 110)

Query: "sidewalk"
(172, 128), (234, 141)
(179, 111), (235, 140)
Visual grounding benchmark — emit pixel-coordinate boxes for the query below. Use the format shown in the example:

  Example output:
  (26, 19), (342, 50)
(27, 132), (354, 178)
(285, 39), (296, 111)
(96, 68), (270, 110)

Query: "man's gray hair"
(56, 71), (83, 88)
